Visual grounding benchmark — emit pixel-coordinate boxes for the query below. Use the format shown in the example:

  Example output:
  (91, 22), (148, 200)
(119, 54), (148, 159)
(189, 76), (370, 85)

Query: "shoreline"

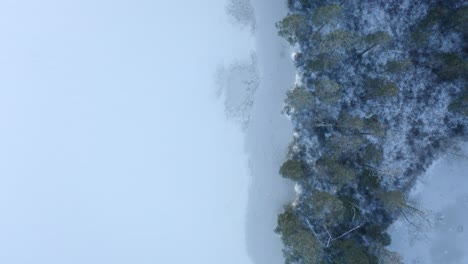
(243, 1), (296, 264)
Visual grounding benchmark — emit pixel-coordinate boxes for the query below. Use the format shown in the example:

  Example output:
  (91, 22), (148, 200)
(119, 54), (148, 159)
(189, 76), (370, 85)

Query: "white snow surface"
(221, 1), (297, 264)
(389, 142), (468, 264)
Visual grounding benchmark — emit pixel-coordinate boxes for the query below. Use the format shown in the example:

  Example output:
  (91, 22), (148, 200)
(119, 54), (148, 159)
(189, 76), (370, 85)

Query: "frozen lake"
(243, 1), (296, 264)
(0, 0), (298, 263)
(0, 1), (268, 263)
(389, 143), (468, 264)
(218, 0), (297, 263)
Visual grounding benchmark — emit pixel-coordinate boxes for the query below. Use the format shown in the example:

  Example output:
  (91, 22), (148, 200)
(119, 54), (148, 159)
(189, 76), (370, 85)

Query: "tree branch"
(305, 219), (325, 247)
(330, 223), (364, 242)
(323, 225), (333, 248)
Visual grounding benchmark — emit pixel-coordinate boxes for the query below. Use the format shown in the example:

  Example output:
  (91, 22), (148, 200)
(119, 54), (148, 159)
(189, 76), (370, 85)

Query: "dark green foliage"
(418, 7), (449, 29)
(431, 53), (468, 81)
(276, 206), (300, 236)
(361, 144), (384, 166)
(377, 190), (406, 214)
(410, 6), (449, 43)
(276, 206), (324, 264)
(327, 134), (365, 156)
(285, 86), (315, 112)
(408, 4), (468, 88)
(448, 89), (468, 116)
(280, 159), (305, 180)
(359, 169), (381, 191)
(364, 225), (391, 246)
(410, 30), (429, 45)
(319, 30), (358, 53)
(339, 195), (364, 222)
(363, 78), (399, 98)
(411, 5), (468, 43)
(365, 31), (392, 46)
(410, 5), (468, 52)
(337, 113), (365, 131)
(358, 31), (392, 56)
(315, 76), (342, 103)
(365, 115), (386, 137)
(385, 60), (412, 74)
(306, 191), (346, 225)
(448, 6), (468, 34)
(305, 54), (341, 72)
(331, 240), (372, 264)
(337, 113), (386, 136)
(311, 4), (342, 28)
(379, 232), (391, 246)
(277, 14), (308, 44)
(315, 155), (356, 186)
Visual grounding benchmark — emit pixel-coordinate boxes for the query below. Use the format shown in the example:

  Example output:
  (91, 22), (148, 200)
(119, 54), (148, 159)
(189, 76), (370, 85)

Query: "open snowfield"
(215, 1), (297, 263)
(389, 143), (468, 264)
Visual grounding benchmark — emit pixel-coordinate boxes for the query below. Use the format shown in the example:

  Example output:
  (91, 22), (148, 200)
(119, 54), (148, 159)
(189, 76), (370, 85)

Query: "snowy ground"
(242, 1), (297, 264)
(389, 142), (468, 264)
(215, 1), (295, 263)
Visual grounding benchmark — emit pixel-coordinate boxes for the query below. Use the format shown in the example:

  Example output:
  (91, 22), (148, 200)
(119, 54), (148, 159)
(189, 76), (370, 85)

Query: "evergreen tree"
(280, 159), (305, 180)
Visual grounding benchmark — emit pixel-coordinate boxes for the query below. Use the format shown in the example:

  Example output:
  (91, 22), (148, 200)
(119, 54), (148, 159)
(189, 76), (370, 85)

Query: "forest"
(275, 0), (467, 263)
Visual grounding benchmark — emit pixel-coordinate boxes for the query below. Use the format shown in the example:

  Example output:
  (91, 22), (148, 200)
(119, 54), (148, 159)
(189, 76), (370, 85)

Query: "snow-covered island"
(273, 1), (467, 263)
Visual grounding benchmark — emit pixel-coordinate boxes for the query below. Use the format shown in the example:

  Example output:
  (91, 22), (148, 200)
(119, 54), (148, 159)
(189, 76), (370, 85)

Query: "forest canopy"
(276, 1), (467, 263)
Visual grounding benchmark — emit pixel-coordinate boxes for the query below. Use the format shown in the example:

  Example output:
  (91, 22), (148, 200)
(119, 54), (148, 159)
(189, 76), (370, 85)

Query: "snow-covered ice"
(389, 143), (468, 264)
